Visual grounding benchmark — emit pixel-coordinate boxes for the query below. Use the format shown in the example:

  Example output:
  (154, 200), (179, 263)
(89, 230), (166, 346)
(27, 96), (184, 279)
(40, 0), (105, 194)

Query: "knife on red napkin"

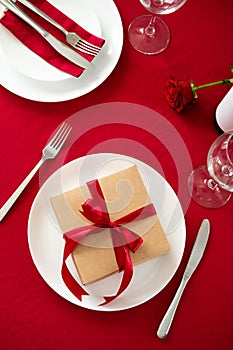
(0, 0), (105, 77)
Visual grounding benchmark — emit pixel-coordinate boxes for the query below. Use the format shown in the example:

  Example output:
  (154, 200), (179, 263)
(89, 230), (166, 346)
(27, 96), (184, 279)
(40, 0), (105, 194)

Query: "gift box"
(50, 165), (170, 288)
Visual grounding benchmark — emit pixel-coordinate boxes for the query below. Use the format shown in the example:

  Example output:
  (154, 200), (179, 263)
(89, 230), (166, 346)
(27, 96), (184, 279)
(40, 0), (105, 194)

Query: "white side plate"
(0, 0), (123, 101)
(0, 0), (101, 81)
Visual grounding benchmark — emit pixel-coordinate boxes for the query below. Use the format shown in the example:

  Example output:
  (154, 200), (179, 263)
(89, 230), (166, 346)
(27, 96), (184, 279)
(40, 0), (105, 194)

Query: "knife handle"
(157, 277), (188, 339)
(17, 0), (66, 35)
(0, 0), (47, 37)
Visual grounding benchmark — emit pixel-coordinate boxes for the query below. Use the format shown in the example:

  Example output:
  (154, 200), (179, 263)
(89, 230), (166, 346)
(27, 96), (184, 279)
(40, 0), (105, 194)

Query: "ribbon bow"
(62, 179), (156, 305)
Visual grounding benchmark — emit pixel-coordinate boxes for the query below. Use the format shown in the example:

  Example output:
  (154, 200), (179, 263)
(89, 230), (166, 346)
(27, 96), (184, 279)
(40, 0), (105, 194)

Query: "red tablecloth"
(1, 0), (233, 349)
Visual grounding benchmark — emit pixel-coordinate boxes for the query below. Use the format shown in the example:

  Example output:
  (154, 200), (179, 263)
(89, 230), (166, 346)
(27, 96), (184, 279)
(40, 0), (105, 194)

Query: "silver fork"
(16, 0), (102, 56)
(0, 122), (72, 222)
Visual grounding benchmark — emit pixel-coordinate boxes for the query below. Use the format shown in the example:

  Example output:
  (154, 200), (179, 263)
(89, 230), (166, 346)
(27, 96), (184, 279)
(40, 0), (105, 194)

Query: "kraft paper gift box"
(50, 165), (170, 286)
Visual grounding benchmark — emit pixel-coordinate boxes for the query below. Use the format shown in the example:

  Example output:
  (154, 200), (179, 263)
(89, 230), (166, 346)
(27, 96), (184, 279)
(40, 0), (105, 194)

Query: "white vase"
(215, 87), (233, 132)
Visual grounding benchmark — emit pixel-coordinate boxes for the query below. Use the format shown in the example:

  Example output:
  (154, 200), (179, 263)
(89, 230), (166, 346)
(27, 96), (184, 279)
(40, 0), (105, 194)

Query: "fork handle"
(17, 0), (67, 35)
(0, 0), (49, 36)
(0, 158), (44, 222)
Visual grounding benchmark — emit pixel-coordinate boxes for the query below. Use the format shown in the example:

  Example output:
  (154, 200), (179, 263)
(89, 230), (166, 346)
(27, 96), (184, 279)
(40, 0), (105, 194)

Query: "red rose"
(165, 77), (195, 112)
(164, 67), (233, 113)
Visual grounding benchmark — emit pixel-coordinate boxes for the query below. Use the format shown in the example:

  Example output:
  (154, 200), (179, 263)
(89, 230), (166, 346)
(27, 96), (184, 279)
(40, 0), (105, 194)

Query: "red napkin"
(0, 0), (105, 77)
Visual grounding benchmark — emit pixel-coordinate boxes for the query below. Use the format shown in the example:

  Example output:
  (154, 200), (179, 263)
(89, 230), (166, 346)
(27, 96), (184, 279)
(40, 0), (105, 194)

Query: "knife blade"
(157, 219), (210, 339)
(0, 0), (94, 70)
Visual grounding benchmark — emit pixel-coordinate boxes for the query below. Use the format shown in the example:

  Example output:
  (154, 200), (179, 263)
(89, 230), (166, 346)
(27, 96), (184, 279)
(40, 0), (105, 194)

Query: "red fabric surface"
(0, 0), (233, 349)
(0, 0), (104, 77)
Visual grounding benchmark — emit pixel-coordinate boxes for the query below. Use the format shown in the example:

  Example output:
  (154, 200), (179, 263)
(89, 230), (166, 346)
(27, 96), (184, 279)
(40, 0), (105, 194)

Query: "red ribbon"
(62, 179), (156, 305)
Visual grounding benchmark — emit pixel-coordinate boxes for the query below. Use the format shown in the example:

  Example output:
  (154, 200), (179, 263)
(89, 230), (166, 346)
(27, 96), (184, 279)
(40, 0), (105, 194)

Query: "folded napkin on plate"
(0, 0), (105, 77)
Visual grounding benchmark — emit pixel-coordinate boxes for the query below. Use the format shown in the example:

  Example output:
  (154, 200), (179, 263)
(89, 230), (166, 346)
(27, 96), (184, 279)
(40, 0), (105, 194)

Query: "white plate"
(28, 153), (186, 311)
(0, 0), (101, 82)
(0, 0), (123, 101)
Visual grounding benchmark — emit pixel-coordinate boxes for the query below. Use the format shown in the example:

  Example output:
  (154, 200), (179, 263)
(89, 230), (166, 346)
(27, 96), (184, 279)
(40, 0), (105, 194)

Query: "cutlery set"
(0, 0), (102, 70)
(16, 0), (101, 56)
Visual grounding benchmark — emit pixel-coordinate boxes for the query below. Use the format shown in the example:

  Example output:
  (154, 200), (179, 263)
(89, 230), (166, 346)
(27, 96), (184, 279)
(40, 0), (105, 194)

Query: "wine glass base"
(188, 165), (231, 208)
(128, 15), (170, 55)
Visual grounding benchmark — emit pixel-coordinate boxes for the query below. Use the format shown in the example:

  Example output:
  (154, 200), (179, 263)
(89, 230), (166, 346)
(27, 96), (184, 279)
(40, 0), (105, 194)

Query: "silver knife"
(157, 219), (210, 339)
(0, 0), (94, 70)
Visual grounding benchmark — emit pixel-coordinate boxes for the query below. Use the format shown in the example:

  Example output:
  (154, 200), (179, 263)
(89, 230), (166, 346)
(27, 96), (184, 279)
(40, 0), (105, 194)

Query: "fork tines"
(49, 122), (72, 151)
(76, 40), (101, 56)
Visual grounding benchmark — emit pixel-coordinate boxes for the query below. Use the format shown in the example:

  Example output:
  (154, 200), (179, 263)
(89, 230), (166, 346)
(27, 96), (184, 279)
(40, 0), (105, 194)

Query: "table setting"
(0, 1), (233, 349)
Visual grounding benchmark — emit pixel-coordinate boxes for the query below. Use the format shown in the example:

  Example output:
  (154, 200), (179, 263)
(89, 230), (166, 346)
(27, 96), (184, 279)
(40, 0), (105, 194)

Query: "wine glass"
(188, 131), (233, 208)
(128, 0), (187, 55)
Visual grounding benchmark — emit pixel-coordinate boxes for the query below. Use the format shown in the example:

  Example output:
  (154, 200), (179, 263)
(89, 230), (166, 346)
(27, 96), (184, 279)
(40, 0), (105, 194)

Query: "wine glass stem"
(145, 16), (156, 36)
(207, 179), (218, 191)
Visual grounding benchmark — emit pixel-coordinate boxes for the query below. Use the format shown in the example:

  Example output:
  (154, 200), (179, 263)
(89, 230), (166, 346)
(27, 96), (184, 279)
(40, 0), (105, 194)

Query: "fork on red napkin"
(0, 0), (105, 77)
